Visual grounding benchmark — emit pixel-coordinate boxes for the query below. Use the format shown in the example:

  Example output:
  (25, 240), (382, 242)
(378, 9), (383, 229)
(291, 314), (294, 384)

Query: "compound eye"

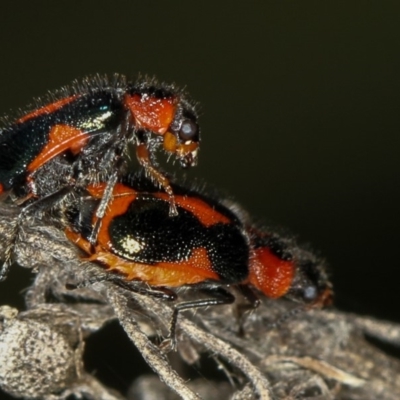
(178, 119), (199, 142)
(303, 285), (318, 302)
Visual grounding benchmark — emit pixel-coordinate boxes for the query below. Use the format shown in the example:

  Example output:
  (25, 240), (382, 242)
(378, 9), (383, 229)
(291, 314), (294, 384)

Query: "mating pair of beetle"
(0, 74), (332, 343)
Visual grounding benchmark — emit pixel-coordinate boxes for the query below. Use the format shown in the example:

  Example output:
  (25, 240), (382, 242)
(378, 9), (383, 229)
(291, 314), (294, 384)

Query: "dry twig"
(0, 203), (400, 399)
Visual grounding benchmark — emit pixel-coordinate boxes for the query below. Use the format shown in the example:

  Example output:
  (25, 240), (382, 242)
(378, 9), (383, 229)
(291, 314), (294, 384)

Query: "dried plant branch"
(107, 288), (201, 400)
(107, 285), (273, 400)
(1, 203), (400, 399)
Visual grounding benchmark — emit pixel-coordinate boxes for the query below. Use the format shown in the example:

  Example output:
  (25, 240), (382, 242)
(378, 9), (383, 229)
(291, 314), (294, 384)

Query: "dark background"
(0, 1), (399, 398)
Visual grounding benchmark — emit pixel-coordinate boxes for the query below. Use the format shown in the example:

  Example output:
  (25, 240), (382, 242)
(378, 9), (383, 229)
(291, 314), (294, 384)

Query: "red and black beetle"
(0, 75), (200, 279)
(65, 175), (333, 344)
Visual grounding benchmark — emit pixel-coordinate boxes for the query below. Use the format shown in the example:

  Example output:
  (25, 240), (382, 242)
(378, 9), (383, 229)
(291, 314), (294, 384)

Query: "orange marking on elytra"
(82, 183), (139, 250)
(66, 228), (218, 287)
(154, 192), (231, 227)
(17, 95), (77, 124)
(86, 183), (230, 228)
(27, 124), (90, 172)
(96, 193), (138, 248)
(103, 246), (218, 286)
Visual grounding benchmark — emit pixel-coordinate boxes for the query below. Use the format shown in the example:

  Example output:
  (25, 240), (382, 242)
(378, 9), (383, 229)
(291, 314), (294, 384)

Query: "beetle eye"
(303, 285), (318, 302)
(178, 119), (199, 142)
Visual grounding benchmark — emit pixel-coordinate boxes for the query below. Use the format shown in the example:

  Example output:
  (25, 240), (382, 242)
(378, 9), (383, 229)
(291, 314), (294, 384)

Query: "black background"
(0, 1), (399, 398)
